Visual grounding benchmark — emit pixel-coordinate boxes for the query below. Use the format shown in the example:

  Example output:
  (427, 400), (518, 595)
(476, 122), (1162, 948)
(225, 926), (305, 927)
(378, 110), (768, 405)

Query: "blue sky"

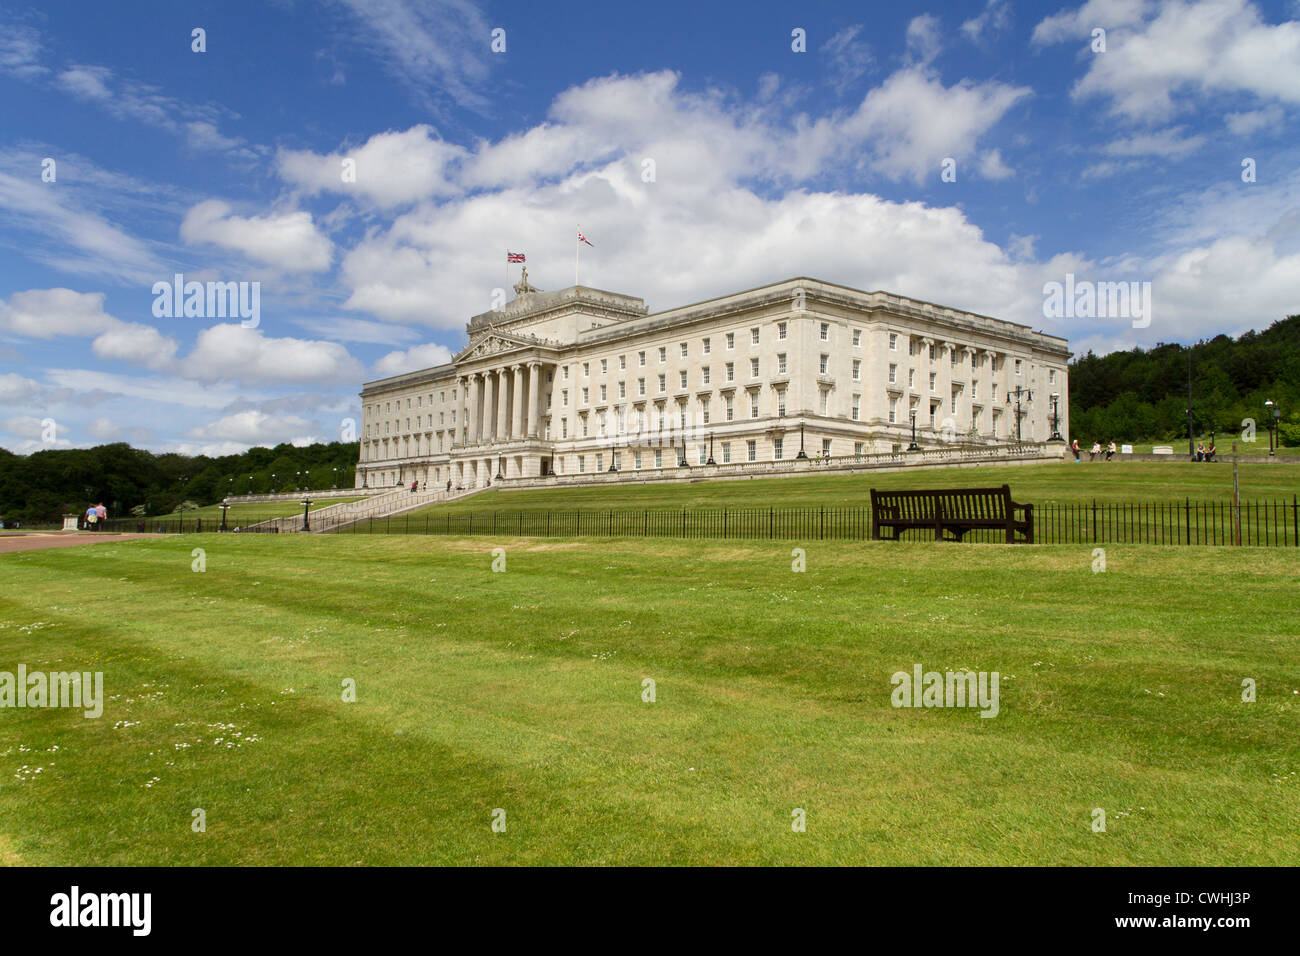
(1, 0), (1298, 454)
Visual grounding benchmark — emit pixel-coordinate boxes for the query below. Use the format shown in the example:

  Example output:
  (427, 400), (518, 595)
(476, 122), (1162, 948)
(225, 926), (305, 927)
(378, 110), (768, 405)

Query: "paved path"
(0, 533), (155, 554)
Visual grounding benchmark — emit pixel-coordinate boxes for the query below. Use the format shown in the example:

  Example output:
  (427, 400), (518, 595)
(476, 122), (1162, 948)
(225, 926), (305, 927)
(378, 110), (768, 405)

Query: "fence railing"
(97, 497), (1300, 546)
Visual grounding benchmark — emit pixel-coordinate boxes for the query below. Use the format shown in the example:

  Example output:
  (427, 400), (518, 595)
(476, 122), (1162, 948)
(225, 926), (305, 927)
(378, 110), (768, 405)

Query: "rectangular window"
(822, 439), (832, 456)
(722, 442), (731, 464)
(852, 359), (861, 381)
(578, 455), (585, 473)
(889, 333), (898, 351)
(638, 350), (646, 367)
(659, 347), (667, 363)
(889, 396), (898, 424)
(680, 342), (688, 358)
(619, 355), (626, 371)
(853, 329), (861, 347)
(618, 381), (626, 399)
(703, 366), (711, 385)
(726, 332), (735, 349)
(750, 357), (759, 377)
(596, 453), (603, 471)
(908, 369), (916, 388)
(929, 373), (936, 392)
(888, 363), (897, 384)
(702, 337), (711, 354)
(928, 344), (937, 361)
(654, 449), (662, 468)
(582, 362), (589, 376)
(581, 416), (588, 437)
(679, 370), (688, 389)
(1049, 368), (1056, 384)
(562, 389), (569, 407)
(657, 373), (666, 392)
(820, 322), (829, 341)
(777, 390), (786, 416)
(774, 437), (784, 460)
(581, 387), (589, 404)
(698, 444), (707, 465)
(600, 384), (607, 401)
(851, 395), (860, 420)
(747, 440), (757, 462)
(972, 380), (979, 399)
(725, 394), (734, 421)
(819, 354), (829, 374)
(634, 450), (642, 470)
(750, 393), (759, 418)
(726, 362), (735, 382)
(561, 418), (568, 438)
(1015, 358), (1023, 375)
(777, 353), (787, 374)
(778, 321), (787, 340)
(601, 358), (608, 373)
(638, 378), (646, 396)
(750, 327), (760, 345)
(819, 390), (829, 416)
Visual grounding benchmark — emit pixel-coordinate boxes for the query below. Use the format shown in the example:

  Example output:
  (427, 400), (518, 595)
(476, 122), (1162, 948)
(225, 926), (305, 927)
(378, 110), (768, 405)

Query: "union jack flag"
(577, 231), (593, 247)
(507, 251), (525, 263)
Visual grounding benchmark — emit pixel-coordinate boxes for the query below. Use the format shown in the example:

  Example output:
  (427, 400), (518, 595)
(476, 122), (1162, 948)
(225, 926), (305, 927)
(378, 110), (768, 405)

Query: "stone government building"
(356, 274), (1070, 489)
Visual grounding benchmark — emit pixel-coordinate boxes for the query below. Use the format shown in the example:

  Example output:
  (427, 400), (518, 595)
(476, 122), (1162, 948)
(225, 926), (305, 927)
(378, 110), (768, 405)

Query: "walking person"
(84, 505), (97, 532)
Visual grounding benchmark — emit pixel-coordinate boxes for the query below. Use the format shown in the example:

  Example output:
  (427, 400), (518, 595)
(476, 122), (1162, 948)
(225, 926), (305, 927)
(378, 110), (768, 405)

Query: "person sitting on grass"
(1090, 441), (1101, 461)
(1195, 442), (1205, 462)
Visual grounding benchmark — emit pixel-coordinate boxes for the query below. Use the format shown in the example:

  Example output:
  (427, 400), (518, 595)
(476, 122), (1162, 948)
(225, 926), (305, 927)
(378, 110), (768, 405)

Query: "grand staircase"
(244, 486), (485, 534)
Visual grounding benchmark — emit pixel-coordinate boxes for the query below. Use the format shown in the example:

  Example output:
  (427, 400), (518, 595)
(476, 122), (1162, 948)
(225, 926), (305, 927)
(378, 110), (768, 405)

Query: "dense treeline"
(1068, 314), (1300, 447)
(0, 442), (357, 524)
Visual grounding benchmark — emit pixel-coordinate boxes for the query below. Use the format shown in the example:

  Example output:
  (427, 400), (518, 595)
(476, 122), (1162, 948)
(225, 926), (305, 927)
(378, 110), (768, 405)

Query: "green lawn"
(1, 534), (1296, 865)
(414, 461), (1299, 516)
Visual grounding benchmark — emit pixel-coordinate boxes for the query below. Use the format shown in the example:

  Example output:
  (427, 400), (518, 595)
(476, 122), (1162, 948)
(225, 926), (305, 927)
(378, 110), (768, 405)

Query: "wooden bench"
(871, 484), (1034, 543)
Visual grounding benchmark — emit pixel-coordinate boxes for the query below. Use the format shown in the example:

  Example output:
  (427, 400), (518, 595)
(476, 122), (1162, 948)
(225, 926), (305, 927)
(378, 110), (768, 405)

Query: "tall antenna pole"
(575, 225), (580, 287)
(1187, 348), (1194, 458)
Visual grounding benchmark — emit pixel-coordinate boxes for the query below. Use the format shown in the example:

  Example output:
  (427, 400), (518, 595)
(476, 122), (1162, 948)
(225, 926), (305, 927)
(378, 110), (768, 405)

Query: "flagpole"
(574, 225), (580, 288)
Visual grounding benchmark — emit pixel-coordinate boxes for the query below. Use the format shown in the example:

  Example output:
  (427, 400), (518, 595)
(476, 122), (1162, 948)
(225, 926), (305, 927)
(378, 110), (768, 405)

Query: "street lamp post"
(271, 473), (276, 495)
(707, 432), (715, 465)
(300, 497), (313, 532)
(679, 435), (689, 467)
(907, 411), (919, 451)
(1265, 400), (1278, 456)
(796, 421), (808, 459)
(219, 500), (230, 533)
(608, 443), (617, 472)
(1006, 386), (1032, 442)
(332, 467), (338, 490)
(1049, 394), (1063, 442)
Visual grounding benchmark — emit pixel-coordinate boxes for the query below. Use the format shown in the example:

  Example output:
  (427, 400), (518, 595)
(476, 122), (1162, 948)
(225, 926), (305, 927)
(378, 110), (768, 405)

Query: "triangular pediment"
(454, 331), (532, 363)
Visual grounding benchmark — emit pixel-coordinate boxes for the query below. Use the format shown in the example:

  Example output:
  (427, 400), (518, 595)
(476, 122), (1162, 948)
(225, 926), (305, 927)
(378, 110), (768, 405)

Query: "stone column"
(527, 362), (542, 438)
(482, 370), (495, 445)
(465, 374), (478, 445)
(496, 367), (509, 442)
(511, 364), (525, 439)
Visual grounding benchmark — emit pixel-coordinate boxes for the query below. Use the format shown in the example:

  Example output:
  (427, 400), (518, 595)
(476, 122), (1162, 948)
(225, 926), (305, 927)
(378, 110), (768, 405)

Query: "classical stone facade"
(356, 274), (1070, 489)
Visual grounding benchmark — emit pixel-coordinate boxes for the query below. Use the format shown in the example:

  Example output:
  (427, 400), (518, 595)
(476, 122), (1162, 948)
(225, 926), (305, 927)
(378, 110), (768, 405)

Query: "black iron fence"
(318, 497), (1300, 547)
(96, 497), (1300, 546)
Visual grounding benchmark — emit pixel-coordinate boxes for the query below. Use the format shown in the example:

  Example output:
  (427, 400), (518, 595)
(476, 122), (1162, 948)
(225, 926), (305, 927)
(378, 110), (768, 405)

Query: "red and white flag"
(577, 231), (594, 247)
